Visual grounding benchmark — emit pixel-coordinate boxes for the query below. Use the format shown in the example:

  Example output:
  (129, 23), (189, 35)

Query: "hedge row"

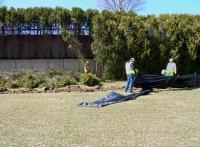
(92, 11), (200, 79)
(0, 6), (99, 35)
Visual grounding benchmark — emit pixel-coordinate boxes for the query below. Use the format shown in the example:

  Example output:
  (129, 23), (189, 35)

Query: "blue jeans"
(125, 74), (136, 93)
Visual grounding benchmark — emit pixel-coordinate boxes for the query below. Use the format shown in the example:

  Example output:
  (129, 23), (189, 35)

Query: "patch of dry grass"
(0, 88), (200, 146)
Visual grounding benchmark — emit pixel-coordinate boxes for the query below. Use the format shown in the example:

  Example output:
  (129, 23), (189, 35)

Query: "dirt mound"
(0, 81), (125, 94)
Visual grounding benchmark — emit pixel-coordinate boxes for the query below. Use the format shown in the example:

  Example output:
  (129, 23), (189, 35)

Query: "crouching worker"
(161, 58), (177, 77)
(125, 58), (138, 93)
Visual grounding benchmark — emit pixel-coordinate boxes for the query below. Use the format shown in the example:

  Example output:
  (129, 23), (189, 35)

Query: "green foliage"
(24, 75), (47, 89)
(5, 80), (22, 89)
(45, 68), (63, 78)
(92, 12), (200, 79)
(62, 30), (85, 66)
(5, 7), (17, 25)
(80, 73), (101, 87)
(54, 7), (71, 27)
(0, 6), (7, 26)
(68, 71), (81, 82)
(9, 71), (26, 81)
(62, 30), (81, 51)
(71, 7), (86, 23)
(92, 11), (139, 79)
(52, 75), (77, 88)
(71, 7), (86, 35)
(86, 9), (99, 34)
(0, 76), (7, 87)
(0, 6), (90, 35)
(0, 71), (80, 89)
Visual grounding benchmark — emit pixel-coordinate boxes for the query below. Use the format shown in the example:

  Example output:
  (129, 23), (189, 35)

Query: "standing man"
(161, 58), (177, 77)
(125, 59), (130, 80)
(125, 58), (137, 93)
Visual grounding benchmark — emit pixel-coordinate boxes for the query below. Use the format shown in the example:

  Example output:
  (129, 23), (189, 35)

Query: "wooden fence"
(0, 35), (93, 59)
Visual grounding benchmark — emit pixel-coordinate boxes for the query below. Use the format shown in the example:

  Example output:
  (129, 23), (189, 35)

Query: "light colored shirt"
(125, 62), (130, 75)
(125, 62), (134, 75)
(166, 62), (177, 74)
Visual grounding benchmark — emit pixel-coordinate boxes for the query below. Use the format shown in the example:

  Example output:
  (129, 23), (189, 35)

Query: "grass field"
(0, 87), (200, 146)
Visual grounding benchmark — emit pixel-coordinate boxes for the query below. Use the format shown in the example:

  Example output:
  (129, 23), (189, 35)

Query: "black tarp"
(135, 74), (200, 89)
(79, 74), (200, 108)
(78, 89), (151, 108)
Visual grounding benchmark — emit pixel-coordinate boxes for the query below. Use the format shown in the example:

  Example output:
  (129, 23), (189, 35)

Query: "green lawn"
(0, 88), (200, 146)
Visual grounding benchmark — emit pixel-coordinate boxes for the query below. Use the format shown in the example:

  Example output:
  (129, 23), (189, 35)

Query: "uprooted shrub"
(52, 75), (77, 88)
(80, 73), (101, 87)
(24, 75), (47, 88)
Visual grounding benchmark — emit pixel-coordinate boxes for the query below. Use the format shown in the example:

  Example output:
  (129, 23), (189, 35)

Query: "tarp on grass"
(78, 89), (151, 108)
(79, 74), (200, 108)
(135, 74), (200, 89)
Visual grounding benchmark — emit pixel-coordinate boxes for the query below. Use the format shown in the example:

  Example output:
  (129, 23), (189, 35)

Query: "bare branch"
(97, 0), (145, 12)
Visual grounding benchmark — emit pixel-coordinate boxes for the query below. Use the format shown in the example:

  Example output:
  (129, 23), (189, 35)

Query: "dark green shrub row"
(92, 11), (200, 79)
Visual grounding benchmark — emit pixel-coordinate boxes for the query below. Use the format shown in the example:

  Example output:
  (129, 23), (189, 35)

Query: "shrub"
(80, 73), (101, 87)
(9, 71), (26, 81)
(68, 71), (81, 81)
(38, 83), (50, 88)
(24, 75), (47, 88)
(0, 76), (7, 87)
(5, 80), (22, 89)
(45, 69), (63, 78)
(10, 73), (20, 81)
(52, 75), (77, 88)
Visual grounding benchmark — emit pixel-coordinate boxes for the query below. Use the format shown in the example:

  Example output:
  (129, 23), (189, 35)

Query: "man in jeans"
(125, 58), (136, 93)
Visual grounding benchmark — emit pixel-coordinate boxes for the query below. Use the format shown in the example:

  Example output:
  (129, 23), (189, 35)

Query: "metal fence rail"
(0, 28), (90, 36)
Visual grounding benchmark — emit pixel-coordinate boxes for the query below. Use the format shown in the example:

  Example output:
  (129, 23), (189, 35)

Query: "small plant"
(52, 75), (77, 88)
(10, 73), (20, 81)
(0, 76), (7, 87)
(80, 73), (101, 87)
(45, 69), (63, 78)
(24, 75), (47, 88)
(5, 80), (22, 89)
(9, 71), (25, 81)
(68, 71), (81, 81)
(38, 82), (50, 88)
